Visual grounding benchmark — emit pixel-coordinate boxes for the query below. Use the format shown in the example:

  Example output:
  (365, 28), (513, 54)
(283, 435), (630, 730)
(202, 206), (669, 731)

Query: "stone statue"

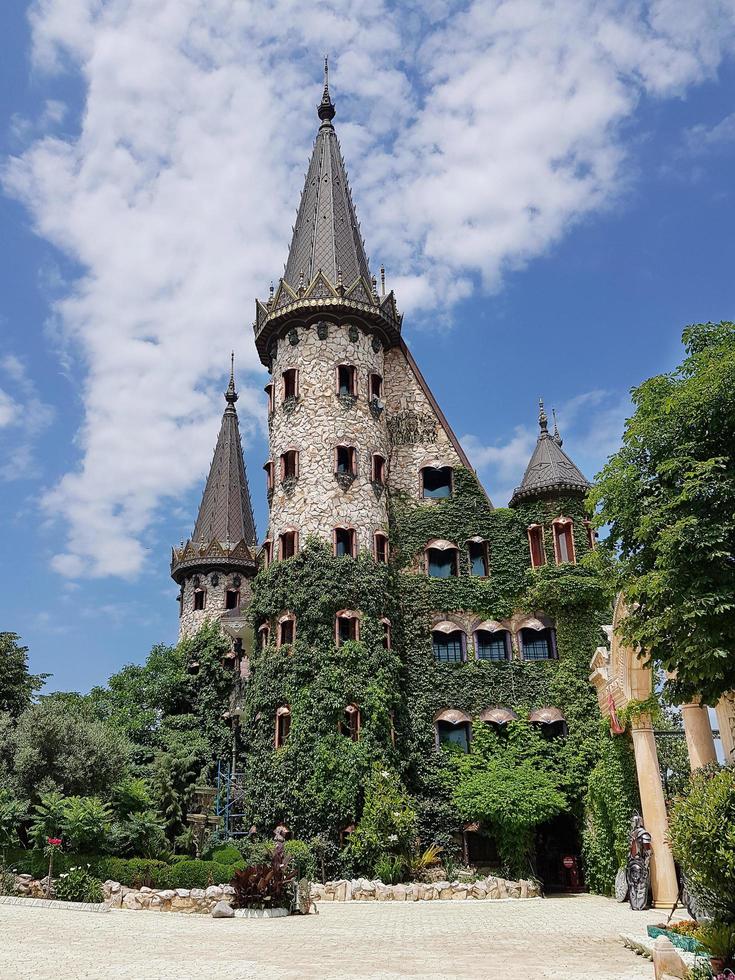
(626, 814), (652, 910)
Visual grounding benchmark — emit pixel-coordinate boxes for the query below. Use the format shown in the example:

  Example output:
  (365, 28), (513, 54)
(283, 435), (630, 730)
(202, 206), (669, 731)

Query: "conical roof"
(282, 60), (372, 291)
(509, 401), (590, 507)
(192, 364), (257, 547)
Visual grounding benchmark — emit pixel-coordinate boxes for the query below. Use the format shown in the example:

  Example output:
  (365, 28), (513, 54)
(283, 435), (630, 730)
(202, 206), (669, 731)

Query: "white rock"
(212, 901), (235, 918)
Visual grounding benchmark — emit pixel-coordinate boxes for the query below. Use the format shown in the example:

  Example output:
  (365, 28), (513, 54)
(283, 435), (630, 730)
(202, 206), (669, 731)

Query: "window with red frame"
(225, 589), (239, 610)
(553, 520), (575, 564)
(372, 454), (385, 484)
(528, 525), (546, 568)
(369, 373), (383, 400)
(275, 708), (291, 747)
(279, 531), (297, 559)
(258, 624), (270, 649)
(280, 450), (298, 481)
(264, 460), (274, 491)
(337, 364), (356, 396)
(335, 445), (356, 476)
(193, 589), (206, 611)
(278, 616), (295, 646)
(264, 382), (274, 414)
(334, 527), (356, 558)
(282, 368), (298, 401)
(340, 704), (360, 741)
(262, 540), (272, 567)
(374, 532), (389, 564)
(336, 613), (359, 645)
(382, 618), (392, 650)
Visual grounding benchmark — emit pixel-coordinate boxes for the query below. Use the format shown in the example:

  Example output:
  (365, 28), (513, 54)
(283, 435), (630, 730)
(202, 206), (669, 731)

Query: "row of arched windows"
(265, 366), (384, 413)
(435, 707), (568, 752)
(432, 622), (557, 663)
(258, 611), (392, 651)
(273, 703), (387, 749)
(264, 447), (387, 491)
(261, 529), (389, 566)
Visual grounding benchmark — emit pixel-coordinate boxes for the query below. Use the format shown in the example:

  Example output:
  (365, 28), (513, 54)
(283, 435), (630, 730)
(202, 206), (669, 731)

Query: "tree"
(590, 322), (735, 704)
(11, 698), (131, 800)
(0, 633), (47, 718)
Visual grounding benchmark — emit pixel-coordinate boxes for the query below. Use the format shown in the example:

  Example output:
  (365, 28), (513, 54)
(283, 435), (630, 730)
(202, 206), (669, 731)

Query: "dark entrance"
(535, 813), (584, 892)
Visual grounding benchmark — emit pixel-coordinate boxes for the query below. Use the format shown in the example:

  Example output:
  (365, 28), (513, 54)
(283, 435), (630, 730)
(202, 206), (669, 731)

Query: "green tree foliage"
(446, 721), (567, 878)
(59, 796), (112, 853)
(591, 321), (735, 704)
(668, 765), (735, 922)
(0, 633), (47, 719)
(0, 789), (26, 851)
(11, 699), (131, 801)
(347, 764), (417, 875)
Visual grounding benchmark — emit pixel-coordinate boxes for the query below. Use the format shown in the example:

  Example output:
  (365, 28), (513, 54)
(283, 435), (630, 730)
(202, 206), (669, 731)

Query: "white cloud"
(4, 0), (735, 576)
(684, 111), (735, 155)
(0, 355), (54, 480)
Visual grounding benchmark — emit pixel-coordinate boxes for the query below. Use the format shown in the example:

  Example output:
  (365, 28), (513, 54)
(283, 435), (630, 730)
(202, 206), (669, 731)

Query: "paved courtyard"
(0, 894), (671, 979)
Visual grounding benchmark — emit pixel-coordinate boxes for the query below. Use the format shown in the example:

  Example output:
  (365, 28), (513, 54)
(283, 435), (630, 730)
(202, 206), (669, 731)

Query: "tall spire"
(282, 60), (372, 292)
(509, 400), (589, 507)
(191, 356), (257, 547)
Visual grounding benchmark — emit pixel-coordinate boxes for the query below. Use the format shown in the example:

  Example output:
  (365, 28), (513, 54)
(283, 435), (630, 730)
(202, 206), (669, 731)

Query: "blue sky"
(1, 1), (734, 694)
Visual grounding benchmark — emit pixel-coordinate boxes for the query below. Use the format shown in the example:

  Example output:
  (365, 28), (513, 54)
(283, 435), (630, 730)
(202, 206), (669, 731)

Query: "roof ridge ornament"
(539, 398), (548, 433)
(318, 55), (335, 124)
(225, 351), (238, 405)
(552, 408), (563, 446)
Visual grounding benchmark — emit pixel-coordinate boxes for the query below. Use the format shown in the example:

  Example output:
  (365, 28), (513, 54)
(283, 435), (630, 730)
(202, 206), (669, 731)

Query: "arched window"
(278, 530), (298, 560)
(340, 704), (361, 741)
(479, 707), (518, 730)
(374, 532), (389, 564)
(527, 524), (546, 568)
(529, 708), (568, 739)
(336, 364), (357, 397)
(258, 623), (271, 649)
(467, 538), (489, 577)
(552, 517), (576, 564)
(264, 381), (274, 414)
(369, 373), (382, 400)
(277, 613), (296, 647)
(381, 617), (392, 650)
(474, 626), (511, 661)
(336, 610), (360, 646)
(333, 527), (356, 558)
(261, 539), (272, 568)
(584, 520), (596, 550)
(280, 450), (299, 481)
(193, 588), (206, 611)
(264, 460), (274, 492)
(335, 445), (357, 476)
(426, 541), (459, 578)
(275, 706), (291, 748)
(225, 589), (240, 610)
(282, 368), (298, 401)
(519, 624), (557, 661)
(420, 465), (453, 499)
(434, 709), (471, 752)
(371, 454), (386, 485)
(432, 625), (466, 663)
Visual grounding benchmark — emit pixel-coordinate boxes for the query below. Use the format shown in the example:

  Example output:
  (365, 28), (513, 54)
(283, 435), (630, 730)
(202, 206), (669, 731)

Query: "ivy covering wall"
(238, 466), (638, 891)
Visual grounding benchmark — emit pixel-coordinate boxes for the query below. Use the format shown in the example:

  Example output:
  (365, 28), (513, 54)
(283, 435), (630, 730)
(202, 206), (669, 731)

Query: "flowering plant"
(43, 837), (63, 898)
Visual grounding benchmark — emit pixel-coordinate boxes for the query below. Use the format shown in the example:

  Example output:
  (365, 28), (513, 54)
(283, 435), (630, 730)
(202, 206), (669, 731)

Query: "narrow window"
(584, 520), (596, 550)
(432, 630), (465, 663)
(225, 589), (239, 610)
(427, 547), (458, 578)
(193, 589), (206, 611)
(258, 624), (270, 649)
(278, 616), (295, 647)
(264, 460), (274, 492)
(337, 364), (356, 396)
(336, 612), (359, 646)
(178, 592), (183, 618)
(280, 450), (298, 481)
(282, 368), (298, 401)
(374, 532), (389, 564)
(334, 527), (356, 558)
(475, 629), (510, 661)
(436, 720), (470, 752)
(264, 382), (274, 414)
(468, 540), (488, 577)
(335, 445), (356, 476)
(369, 373), (383, 400)
(372, 454), (386, 485)
(421, 466), (453, 499)
(262, 540), (272, 568)
(553, 518), (575, 564)
(528, 525), (546, 568)
(275, 707), (291, 748)
(340, 704), (361, 741)
(520, 627), (556, 661)
(279, 530), (297, 559)
(382, 618), (392, 650)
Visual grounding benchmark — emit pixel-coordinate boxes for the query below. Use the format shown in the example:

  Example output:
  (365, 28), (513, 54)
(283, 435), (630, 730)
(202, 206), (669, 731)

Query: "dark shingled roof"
(191, 367), (257, 548)
(282, 60), (372, 292)
(510, 401), (590, 507)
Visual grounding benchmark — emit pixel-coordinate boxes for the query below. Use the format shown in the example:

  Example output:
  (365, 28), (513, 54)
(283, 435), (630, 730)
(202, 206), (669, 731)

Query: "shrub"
(163, 860), (235, 889)
(60, 797), (112, 853)
(696, 921), (735, 963)
(347, 765), (417, 874)
(205, 844), (242, 866)
(374, 854), (404, 885)
(55, 866), (103, 904)
(668, 766), (735, 922)
(231, 858), (295, 910)
(0, 866), (18, 896)
(97, 857), (169, 888)
(284, 840), (315, 879)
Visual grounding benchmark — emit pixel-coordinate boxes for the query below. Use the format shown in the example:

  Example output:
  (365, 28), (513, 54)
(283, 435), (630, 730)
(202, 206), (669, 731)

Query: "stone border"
(0, 895), (109, 913)
(234, 908), (288, 918)
(311, 875), (541, 902)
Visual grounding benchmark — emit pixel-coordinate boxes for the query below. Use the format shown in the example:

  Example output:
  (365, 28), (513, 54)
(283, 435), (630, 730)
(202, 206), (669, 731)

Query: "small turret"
(509, 400), (589, 507)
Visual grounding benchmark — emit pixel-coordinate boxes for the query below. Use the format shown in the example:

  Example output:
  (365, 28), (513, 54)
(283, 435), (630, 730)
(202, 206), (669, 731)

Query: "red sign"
(562, 856), (575, 869)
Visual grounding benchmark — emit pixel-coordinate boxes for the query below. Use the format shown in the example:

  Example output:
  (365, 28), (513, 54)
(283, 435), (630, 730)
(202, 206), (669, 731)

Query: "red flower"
(47, 838), (62, 846)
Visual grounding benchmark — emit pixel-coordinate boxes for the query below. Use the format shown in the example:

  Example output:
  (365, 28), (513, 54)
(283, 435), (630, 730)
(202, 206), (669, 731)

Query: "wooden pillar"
(715, 693), (735, 764)
(680, 699), (717, 770)
(630, 715), (679, 908)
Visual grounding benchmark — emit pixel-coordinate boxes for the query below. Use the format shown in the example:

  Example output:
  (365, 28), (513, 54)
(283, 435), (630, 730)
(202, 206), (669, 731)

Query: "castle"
(171, 66), (610, 889)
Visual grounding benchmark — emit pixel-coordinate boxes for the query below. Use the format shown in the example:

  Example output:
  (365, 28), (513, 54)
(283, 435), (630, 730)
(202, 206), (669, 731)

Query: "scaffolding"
(215, 760), (249, 836)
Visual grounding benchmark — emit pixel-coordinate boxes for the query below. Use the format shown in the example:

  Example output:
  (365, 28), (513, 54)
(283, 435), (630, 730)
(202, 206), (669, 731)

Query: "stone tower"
(255, 62), (473, 560)
(171, 358), (258, 642)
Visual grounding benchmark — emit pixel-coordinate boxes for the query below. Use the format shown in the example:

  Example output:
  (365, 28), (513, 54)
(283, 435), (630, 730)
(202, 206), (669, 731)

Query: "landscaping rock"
(211, 901), (235, 919)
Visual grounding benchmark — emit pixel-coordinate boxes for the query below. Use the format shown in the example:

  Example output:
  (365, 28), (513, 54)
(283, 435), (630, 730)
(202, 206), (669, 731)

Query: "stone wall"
(311, 875), (541, 902)
(178, 571), (253, 641)
(267, 322), (390, 555)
